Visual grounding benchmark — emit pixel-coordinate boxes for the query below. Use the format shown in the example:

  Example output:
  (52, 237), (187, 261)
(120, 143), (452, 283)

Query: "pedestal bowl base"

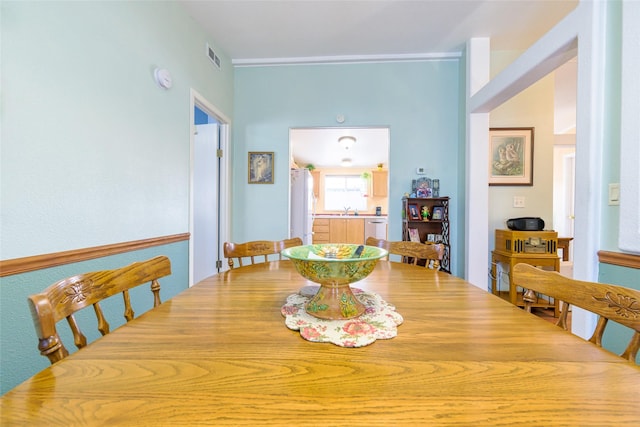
(305, 283), (365, 320)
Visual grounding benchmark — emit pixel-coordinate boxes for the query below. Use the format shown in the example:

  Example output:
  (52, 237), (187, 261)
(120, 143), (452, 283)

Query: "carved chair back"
(513, 263), (640, 363)
(365, 237), (444, 269)
(224, 237), (303, 269)
(28, 256), (172, 364)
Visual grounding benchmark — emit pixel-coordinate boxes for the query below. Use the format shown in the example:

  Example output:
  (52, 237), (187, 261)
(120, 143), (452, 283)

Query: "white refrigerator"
(290, 169), (315, 244)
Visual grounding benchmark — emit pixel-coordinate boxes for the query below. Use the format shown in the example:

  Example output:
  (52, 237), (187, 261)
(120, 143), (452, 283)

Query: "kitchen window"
(324, 174), (368, 212)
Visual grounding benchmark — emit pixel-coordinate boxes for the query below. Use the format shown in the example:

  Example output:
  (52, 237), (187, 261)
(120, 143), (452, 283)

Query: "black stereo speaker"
(506, 217), (545, 231)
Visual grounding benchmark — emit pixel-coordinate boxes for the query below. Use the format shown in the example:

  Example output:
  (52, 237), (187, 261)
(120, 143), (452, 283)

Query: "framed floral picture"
(248, 152), (274, 184)
(488, 127), (534, 186)
(408, 228), (420, 242)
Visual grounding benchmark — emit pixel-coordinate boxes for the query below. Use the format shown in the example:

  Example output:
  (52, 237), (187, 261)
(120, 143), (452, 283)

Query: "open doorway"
(552, 59), (577, 277)
(289, 127), (390, 245)
(189, 90), (231, 285)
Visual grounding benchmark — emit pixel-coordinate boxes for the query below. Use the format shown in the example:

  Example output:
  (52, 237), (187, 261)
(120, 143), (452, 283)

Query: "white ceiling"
(180, 0), (578, 167)
(179, 0), (578, 63)
(290, 127), (390, 169)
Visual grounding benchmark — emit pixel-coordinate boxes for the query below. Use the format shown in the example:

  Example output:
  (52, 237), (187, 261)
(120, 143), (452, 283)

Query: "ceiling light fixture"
(340, 158), (352, 167)
(338, 136), (356, 150)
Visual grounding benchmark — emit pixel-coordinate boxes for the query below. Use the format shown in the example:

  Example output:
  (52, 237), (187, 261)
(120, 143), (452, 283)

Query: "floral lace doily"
(281, 288), (403, 347)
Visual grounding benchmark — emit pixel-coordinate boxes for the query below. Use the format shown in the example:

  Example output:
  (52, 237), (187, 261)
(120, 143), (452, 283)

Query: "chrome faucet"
(343, 206), (351, 216)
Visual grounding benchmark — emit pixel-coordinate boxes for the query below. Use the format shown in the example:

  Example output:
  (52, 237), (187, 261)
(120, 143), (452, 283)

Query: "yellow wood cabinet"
(312, 218), (330, 244)
(329, 218), (364, 244)
(371, 170), (388, 197)
(345, 219), (365, 244)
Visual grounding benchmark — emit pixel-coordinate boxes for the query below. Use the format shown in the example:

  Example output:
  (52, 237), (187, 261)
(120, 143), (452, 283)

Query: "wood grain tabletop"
(2, 260), (639, 426)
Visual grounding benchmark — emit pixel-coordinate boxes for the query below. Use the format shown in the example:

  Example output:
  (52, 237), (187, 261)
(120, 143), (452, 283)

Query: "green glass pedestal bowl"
(281, 244), (388, 320)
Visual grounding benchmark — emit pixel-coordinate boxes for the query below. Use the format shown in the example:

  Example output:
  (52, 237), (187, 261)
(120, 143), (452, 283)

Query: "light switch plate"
(513, 196), (525, 208)
(608, 183), (620, 205)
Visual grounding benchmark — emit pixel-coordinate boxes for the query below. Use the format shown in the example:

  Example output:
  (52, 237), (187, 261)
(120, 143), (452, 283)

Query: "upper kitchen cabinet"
(371, 170), (388, 197)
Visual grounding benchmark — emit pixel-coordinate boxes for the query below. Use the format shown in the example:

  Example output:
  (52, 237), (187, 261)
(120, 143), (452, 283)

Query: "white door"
(553, 146), (576, 240)
(562, 152), (576, 240)
(193, 123), (219, 284)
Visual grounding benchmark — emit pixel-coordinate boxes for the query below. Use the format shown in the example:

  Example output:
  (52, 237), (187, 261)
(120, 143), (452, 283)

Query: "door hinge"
(216, 149), (223, 158)
(216, 260), (223, 269)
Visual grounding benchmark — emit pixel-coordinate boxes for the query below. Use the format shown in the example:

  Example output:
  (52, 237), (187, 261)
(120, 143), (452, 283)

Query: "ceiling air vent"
(206, 44), (221, 70)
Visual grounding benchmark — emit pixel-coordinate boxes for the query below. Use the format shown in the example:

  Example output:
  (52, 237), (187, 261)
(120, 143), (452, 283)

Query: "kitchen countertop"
(315, 214), (387, 219)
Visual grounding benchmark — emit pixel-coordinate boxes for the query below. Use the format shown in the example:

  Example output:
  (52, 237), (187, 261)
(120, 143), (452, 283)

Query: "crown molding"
(232, 52), (462, 67)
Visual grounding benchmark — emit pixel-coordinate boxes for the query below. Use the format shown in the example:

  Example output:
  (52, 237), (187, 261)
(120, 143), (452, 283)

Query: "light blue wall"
(1, 1), (233, 394)
(232, 61), (464, 276)
(1, 0), (233, 259)
(600, 0), (622, 252)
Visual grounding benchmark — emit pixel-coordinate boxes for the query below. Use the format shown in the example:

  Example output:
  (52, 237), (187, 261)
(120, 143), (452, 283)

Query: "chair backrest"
(365, 237), (444, 269)
(513, 262), (640, 363)
(28, 256), (172, 364)
(224, 237), (303, 269)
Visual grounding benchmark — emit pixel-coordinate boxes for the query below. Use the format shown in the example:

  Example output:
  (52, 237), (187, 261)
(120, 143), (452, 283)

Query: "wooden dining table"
(2, 260), (639, 425)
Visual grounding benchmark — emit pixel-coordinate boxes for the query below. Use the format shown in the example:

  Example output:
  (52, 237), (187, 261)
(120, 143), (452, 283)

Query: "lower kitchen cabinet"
(330, 218), (364, 244)
(312, 218), (330, 244)
(313, 218), (365, 244)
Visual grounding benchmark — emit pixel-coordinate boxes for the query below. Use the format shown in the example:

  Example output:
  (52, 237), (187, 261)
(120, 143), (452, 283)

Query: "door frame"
(189, 89), (231, 286)
(467, 2), (607, 339)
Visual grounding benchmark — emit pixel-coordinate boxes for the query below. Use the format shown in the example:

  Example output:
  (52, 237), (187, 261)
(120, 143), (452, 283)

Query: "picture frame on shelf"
(488, 127), (534, 186)
(426, 234), (435, 243)
(408, 204), (420, 220)
(408, 228), (420, 242)
(432, 206), (444, 221)
(416, 187), (431, 198)
(248, 151), (274, 184)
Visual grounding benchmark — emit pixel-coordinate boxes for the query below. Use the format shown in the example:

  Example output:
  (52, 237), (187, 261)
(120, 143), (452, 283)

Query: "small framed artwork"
(408, 204), (420, 220)
(408, 228), (420, 242)
(432, 206), (444, 221)
(488, 127), (534, 186)
(248, 152), (274, 184)
(426, 234), (435, 243)
(416, 187), (432, 198)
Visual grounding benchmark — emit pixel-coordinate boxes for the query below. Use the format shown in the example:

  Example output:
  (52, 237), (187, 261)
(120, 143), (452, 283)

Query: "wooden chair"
(365, 237), (444, 270)
(513, 262), (640, 363)
(224, 237), (303, 269)
(28, 256), (172, 364)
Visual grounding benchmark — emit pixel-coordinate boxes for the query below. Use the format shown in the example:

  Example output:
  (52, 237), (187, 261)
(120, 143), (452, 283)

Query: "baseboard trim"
(0, 233), (190, 277)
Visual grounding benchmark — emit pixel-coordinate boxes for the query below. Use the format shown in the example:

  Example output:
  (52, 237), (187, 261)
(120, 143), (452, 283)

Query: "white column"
(465, 38), (490, 289)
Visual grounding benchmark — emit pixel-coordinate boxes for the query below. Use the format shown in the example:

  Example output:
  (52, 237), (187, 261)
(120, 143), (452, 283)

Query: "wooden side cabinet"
(490, 229), (560, 316)
(401, 197), (450, 272)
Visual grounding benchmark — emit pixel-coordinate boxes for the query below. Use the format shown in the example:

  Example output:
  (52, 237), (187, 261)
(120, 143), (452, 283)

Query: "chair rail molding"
(597, 250), (640, 270)
(0, 233), (190, 277)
